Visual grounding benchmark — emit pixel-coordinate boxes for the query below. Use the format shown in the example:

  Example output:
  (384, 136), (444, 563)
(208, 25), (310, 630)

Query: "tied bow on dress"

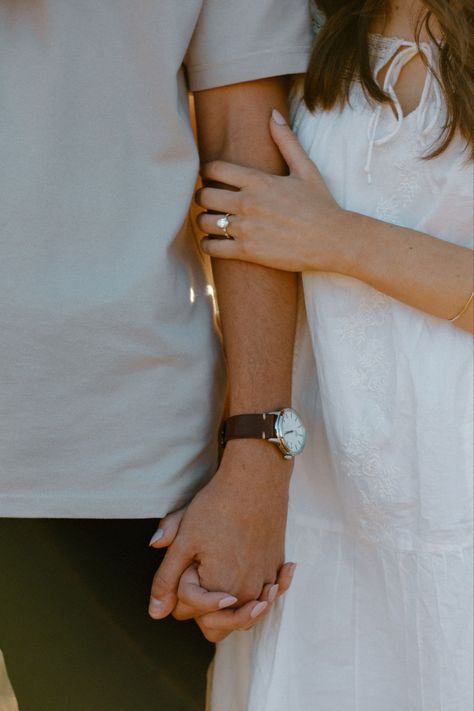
(364, 41), (443, 184)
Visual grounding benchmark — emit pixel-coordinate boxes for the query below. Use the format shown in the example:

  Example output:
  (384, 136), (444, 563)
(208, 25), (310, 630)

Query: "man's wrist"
(218, 438), (293, 481)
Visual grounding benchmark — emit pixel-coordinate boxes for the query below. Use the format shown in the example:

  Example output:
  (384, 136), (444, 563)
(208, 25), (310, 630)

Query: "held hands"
(196, 109), (347, 273)
(148, 442), (297, 642)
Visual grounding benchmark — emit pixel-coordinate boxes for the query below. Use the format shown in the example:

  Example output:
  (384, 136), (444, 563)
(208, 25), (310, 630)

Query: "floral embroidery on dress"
(329, 290), (412, 545)
(374, 134), (423, 223)
(336, 290), (390, 345)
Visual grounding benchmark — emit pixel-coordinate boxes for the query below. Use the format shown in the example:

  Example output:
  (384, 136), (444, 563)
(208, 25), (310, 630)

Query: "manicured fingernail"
(268, 584), (279, 603)
(288, 563), (297, 579)
(272, 109), (287, 126)
(218, 595), (238, 609)
(149, 529), (164, 546)
(250, 601), (268, 619)
(148, 597), (165, 619)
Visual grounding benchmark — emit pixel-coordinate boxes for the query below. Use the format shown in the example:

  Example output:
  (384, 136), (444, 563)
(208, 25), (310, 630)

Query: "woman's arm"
(197, 111), (473, 333)
(337, 211), (474, 332)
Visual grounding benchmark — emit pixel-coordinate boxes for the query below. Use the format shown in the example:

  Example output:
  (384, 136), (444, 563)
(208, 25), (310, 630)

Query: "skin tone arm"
(198, 112), (474, 334)
(148, 78), (301, 643)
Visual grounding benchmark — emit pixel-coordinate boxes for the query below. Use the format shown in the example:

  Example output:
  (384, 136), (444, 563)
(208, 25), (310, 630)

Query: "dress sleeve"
(184, 0), (313, 92)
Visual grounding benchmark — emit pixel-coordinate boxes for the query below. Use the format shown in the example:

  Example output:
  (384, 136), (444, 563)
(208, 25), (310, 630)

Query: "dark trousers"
(0, 519), (213, 711)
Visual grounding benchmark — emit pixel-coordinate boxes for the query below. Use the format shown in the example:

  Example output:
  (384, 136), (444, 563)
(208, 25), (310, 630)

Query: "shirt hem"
(187, 46), (311, 91)
(0, 494), (194, 520)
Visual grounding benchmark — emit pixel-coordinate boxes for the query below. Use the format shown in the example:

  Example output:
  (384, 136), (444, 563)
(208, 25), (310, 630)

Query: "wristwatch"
(220, 408), (306, 460)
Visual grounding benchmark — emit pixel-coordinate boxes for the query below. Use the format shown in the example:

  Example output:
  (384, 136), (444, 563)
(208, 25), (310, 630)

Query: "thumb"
(270, 109), (316, 179)
(149, 540), (193, 619)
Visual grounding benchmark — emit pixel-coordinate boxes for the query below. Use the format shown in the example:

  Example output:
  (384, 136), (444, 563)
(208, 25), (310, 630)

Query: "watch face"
(276, 408), (306, 456)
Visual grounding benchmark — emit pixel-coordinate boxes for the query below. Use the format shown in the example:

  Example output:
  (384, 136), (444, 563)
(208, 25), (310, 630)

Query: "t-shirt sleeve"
(185, 0), (313, 92)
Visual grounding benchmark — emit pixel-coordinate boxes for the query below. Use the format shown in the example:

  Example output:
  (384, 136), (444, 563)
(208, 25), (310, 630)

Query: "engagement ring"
(216, 213), (232, 239)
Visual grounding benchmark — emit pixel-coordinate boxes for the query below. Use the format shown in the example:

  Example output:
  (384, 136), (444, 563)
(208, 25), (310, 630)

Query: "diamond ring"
(216, 213), (232, 239)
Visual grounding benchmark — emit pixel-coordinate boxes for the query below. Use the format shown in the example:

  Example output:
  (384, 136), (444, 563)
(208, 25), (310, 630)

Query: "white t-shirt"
(0, 0), (312, 518)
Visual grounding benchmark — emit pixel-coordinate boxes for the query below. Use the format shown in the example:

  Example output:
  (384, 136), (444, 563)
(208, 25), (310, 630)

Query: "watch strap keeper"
(220, 413), (278, 447)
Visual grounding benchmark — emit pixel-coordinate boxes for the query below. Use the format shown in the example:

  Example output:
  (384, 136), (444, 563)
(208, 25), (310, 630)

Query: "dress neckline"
(368, 32), (439, 55)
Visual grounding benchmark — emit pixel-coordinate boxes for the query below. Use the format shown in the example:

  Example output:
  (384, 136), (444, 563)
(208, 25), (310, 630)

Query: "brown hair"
(304, 1), (474, 158)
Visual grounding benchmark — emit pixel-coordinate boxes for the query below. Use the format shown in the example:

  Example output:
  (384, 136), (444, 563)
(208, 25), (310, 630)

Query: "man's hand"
(148, 440), (292, 624)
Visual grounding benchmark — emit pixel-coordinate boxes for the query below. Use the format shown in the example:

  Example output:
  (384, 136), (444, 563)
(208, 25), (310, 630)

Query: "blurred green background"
(0, 519), (213, 711)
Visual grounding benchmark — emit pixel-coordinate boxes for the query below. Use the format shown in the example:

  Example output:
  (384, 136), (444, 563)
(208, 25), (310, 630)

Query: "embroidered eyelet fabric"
(208, 29), (474, 711)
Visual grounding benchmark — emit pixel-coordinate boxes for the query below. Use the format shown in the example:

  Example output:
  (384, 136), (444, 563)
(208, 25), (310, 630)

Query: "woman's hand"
(196, 109), (348, 273)
(148, 505), (297, 642)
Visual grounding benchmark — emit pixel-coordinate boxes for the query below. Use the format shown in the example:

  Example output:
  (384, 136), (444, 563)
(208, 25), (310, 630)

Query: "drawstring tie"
(364, 42), (442, 184)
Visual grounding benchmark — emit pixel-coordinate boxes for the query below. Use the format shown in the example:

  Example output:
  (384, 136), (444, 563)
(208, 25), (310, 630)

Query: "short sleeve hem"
(187, 46), (311, 92)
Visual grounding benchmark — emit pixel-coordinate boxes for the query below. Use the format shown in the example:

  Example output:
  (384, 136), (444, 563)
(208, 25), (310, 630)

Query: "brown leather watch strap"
(220, 413), (278, 447)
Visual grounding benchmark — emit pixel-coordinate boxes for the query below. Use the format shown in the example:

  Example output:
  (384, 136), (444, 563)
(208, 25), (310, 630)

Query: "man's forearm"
(148, 80), (301, 617)
(194, 79), (298, 420)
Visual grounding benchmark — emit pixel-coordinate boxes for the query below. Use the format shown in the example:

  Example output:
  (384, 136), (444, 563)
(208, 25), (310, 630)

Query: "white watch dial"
(277, 408), (306, 456)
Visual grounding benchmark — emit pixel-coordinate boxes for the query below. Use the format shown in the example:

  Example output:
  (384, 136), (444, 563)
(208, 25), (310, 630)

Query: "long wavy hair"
(304, 0), (474, 158)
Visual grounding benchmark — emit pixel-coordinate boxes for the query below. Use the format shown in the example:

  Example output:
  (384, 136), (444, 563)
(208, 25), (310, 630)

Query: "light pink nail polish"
(272, 108), (287, 126)
(250, 601), (268, 619)
(288, 563), (297, 578)
(149, 529), (164, 546)
(149, 597), (165, 619)
(218, 595), (238, 609)
(268, 584), (279, 603)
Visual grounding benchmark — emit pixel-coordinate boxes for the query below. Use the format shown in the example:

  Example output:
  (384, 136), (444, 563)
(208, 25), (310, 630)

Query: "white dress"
(207, 35), (473, 711)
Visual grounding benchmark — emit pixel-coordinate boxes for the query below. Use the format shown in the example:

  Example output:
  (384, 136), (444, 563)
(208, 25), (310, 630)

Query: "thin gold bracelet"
(449, 290), (474, 322)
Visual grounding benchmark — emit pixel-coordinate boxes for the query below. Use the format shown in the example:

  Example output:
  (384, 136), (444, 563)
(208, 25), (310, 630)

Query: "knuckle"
(197, 622), (218, 643)
(172, 608), (190, 622)
(151, 570), (170, 593)
(240, 193), (256, 214)
(240, 584), (262, 602)
(256, 172), (272, 190)
(234, 190), (245, 213)
(169, 536), (189, 558)
(245, 169), (261, 186)
(238, 219), (250, 238)
(203, 629), (217, 643)
(207, 160), (223, 176)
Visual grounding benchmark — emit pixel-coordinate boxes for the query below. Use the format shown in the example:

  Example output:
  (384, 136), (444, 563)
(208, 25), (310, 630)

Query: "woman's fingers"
(270, 109), (318, 180)
(195, 186), (241, 214)
(275, 562), (297, 596)
(172, 566), (238, 621)
(196, 600), (269, 643)
(201, 160), (258, 189)
(200, 237), (241, 261)
(180, 563), (297, 641)
(149, 507), (186, 549)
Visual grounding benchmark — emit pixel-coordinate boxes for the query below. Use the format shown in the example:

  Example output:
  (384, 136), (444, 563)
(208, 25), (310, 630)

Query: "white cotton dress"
(207, 35), (474, 711)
